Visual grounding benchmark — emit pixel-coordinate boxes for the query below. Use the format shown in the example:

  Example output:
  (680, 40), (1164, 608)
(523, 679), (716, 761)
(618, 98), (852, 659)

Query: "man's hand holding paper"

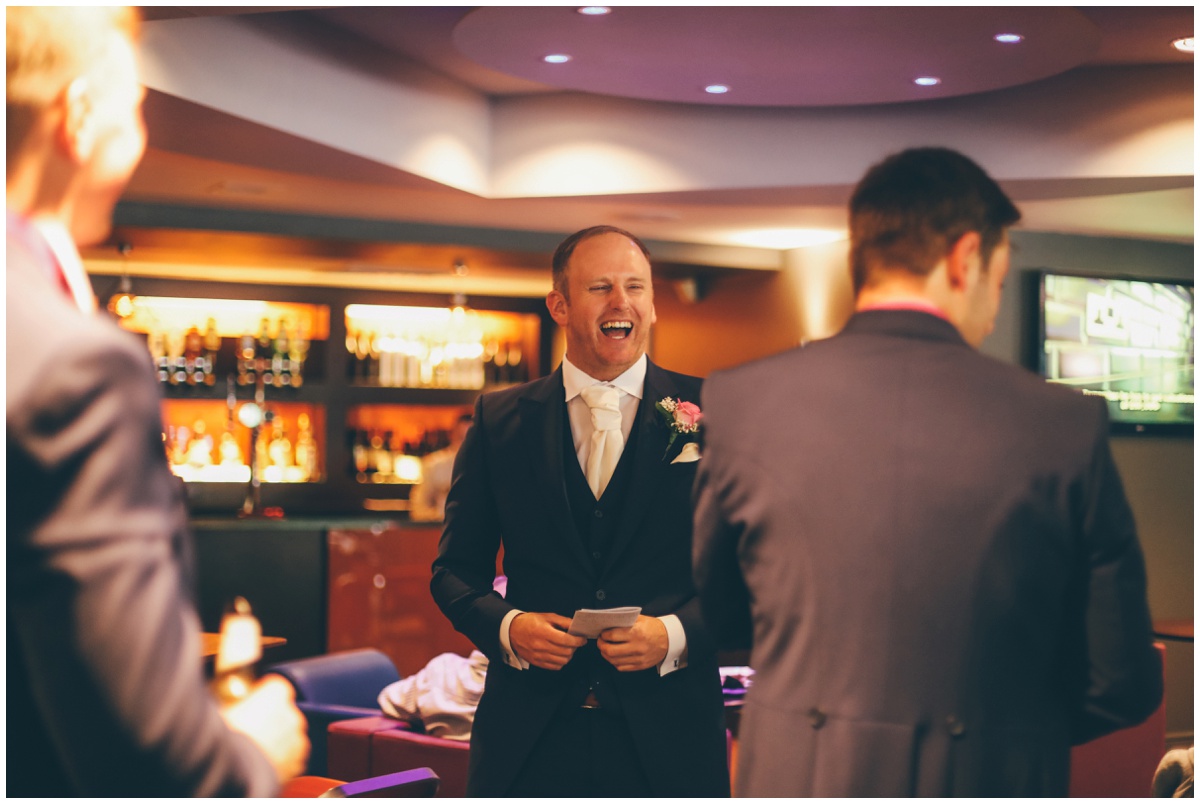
(509, 612), (586, 671)
(598, 614), (670, 672)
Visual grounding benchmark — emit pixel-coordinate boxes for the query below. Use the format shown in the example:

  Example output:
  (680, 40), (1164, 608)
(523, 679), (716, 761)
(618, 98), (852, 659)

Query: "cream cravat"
(579, 384), (624, 499)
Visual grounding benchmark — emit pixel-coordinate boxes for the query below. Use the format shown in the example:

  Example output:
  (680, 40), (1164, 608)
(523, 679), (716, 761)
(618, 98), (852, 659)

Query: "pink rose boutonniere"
(655, 397), (702, 463)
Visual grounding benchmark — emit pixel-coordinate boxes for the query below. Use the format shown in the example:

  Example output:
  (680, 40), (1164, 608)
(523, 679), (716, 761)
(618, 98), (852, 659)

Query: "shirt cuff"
(657, 614), (688, 676)
(499, 609), (530, 670)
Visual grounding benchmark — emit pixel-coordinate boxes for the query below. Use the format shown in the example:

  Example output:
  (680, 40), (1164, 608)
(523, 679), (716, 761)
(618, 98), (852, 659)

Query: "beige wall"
(652, 238), (852, 376)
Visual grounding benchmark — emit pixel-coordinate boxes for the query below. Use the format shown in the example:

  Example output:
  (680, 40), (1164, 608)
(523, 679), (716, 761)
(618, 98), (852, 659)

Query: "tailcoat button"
(946, 716), (967, 738)
(595, 589), (606, 601)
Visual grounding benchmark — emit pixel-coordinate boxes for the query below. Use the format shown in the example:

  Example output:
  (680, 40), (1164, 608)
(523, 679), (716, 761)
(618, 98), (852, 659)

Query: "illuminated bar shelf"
(88, 274), (552, 516)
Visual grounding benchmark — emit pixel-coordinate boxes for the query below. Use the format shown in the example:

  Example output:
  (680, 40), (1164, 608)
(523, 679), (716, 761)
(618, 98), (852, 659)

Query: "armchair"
(266, 649), (401, 776)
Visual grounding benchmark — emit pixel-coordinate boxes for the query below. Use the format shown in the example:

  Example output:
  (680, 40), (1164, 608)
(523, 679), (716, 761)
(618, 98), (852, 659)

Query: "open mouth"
(600, 321), (633, 340)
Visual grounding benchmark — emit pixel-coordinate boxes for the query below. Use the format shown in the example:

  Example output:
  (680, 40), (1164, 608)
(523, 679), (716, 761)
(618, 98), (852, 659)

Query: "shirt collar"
(856, 298), (950, 322)
(562, 353), (647, 402)
(30, 217), (97, 314)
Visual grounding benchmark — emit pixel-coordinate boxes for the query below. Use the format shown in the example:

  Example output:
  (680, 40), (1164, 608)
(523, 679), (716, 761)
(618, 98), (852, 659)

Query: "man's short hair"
(6, 6), (140, 165)
(551, 225), (652, 296)
(849, 147), (1021, 293)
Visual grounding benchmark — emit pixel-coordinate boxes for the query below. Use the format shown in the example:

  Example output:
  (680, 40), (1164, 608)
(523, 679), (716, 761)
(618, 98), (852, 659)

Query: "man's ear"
(59, 77), (95, 163)
(945, 231), (981, 291)
(546, 289), (569, 326)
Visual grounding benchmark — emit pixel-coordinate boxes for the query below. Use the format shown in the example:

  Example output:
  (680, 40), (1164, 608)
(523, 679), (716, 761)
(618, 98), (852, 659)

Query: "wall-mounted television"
(1033, 271), (1194, 435)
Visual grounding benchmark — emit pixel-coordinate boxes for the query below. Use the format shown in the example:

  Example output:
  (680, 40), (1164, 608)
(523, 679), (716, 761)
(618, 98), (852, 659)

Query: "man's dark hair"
(849, 147), (1021, 293)
(551, 225), (652, 296)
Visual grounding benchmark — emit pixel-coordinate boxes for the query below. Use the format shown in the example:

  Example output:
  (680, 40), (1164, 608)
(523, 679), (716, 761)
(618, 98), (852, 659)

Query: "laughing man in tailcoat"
(431, 226), (729, 797)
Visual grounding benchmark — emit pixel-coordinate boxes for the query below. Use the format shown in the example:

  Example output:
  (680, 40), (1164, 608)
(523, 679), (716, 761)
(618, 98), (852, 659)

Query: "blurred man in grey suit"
(7, 7), (307, 795)
(693, 147), (1162, 796)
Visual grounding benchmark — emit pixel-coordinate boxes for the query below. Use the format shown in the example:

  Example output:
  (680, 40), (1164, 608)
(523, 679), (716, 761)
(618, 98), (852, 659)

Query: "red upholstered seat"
(328, 717), (470, 799)
(1068, 643), (1168, 797)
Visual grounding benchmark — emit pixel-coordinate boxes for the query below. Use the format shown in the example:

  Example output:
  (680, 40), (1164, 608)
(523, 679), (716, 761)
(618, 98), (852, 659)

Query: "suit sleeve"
(1070, 403), (1163, 744)
(691, 380), (754, 651)
(430, 395), (515, 660)
(7, 331), (278, 796)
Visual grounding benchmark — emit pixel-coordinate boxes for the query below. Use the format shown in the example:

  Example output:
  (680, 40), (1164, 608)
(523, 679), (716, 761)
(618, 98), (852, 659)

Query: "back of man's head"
(849, 147), (1020, 294)
(6, 6), (140, 168)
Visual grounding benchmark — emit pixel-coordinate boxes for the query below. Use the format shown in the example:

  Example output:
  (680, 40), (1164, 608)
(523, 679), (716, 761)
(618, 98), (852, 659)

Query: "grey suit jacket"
(693, 310), (1162, 797)
(6, 230), (278, 796)
(431, 361), (729, 796)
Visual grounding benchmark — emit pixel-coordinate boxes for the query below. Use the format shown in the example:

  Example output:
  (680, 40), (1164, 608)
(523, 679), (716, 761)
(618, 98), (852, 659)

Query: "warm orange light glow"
(118, 296), (330, 339)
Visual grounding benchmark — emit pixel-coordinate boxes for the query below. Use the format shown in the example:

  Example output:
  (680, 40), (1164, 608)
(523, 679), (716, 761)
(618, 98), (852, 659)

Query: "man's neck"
(856, 268), (958, 323)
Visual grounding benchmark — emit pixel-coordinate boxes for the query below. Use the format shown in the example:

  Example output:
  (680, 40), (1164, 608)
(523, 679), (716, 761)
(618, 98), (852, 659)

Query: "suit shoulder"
(653, 364), (703, 393)
(980, 351), (1108, 423)
(705, 344), (804, 390)
(474, 373), (559, 419)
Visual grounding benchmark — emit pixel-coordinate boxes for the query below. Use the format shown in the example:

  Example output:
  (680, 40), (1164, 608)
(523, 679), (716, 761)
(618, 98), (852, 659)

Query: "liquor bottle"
(508, 342), (526, 383)
(148, 328), (169, 383)
(469, 341), (486, 389)
(294, 413), (318, 482)
(267, 417), (292, 476)
(255, 418), (270, 480)
(255, 318), (274, 386)
(377, 333), (395, 388)
(272, 318), (291, 388)
(203, 318), (221, 386)
(482, 340), (499, 386)
(356, 331), (373, 384)
(289, 321), (310, 388)
(238, 331), (256, 386)
(403, 333), (421, 388)
(371, 431), (392, 482)
(210, 597), (261, 705)
(167, 329), (187, 385)
(352, 429), (370, 483)
(494, 342), (509, 385)
(183, 325), (203, 385)
(366, 332), (381, 385)
(185, 419), (214, 468)
(345, 328), (360, 382)
(218, 428), (244, 467)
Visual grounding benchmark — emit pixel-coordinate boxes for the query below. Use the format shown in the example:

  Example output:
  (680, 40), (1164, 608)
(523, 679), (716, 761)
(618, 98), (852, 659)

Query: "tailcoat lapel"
(517, 368), (593, 575)
(604, 360), (677, 573)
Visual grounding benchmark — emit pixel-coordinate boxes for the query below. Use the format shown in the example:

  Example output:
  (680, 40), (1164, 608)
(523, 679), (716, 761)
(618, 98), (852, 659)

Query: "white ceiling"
(112, 5), (1193, 278)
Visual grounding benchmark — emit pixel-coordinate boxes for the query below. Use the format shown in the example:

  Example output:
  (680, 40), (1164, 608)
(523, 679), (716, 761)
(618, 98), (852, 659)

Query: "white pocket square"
(671, 441), (701, 464)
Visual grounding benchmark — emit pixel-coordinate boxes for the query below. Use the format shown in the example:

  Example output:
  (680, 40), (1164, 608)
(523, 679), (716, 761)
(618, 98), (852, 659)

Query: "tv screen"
(1036, 271), (1194, 434)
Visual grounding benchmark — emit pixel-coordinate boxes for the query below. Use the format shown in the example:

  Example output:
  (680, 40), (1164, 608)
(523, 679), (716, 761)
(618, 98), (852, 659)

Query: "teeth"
(601, 321), (632, 331)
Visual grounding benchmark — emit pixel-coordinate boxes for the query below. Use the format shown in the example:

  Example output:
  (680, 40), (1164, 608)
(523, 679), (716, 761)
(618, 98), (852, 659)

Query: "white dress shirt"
(499, 353), (688, 676)
(32, 218), (97, 314)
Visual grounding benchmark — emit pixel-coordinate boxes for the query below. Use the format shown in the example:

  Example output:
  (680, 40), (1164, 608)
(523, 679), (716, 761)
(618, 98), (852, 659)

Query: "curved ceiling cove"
(453, 6), (1103, 107)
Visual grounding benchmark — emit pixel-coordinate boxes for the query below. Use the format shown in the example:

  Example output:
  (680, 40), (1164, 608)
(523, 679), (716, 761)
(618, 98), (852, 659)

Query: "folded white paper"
(567, 606), (641, 639)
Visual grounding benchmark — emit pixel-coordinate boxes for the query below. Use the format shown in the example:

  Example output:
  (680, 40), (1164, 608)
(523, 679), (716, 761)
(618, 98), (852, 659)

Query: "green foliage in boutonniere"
(655, 397), (702, 460)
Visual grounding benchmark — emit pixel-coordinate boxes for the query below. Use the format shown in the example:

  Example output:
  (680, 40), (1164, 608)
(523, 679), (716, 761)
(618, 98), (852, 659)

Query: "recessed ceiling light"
(543, 54), (571, 64)
(994, 33), (1024, 44)
(1172, 37), (1195, 53)
(913, 76), (941, 87)
(705, 84), (730, 94)
(577, 6), (611, 15)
